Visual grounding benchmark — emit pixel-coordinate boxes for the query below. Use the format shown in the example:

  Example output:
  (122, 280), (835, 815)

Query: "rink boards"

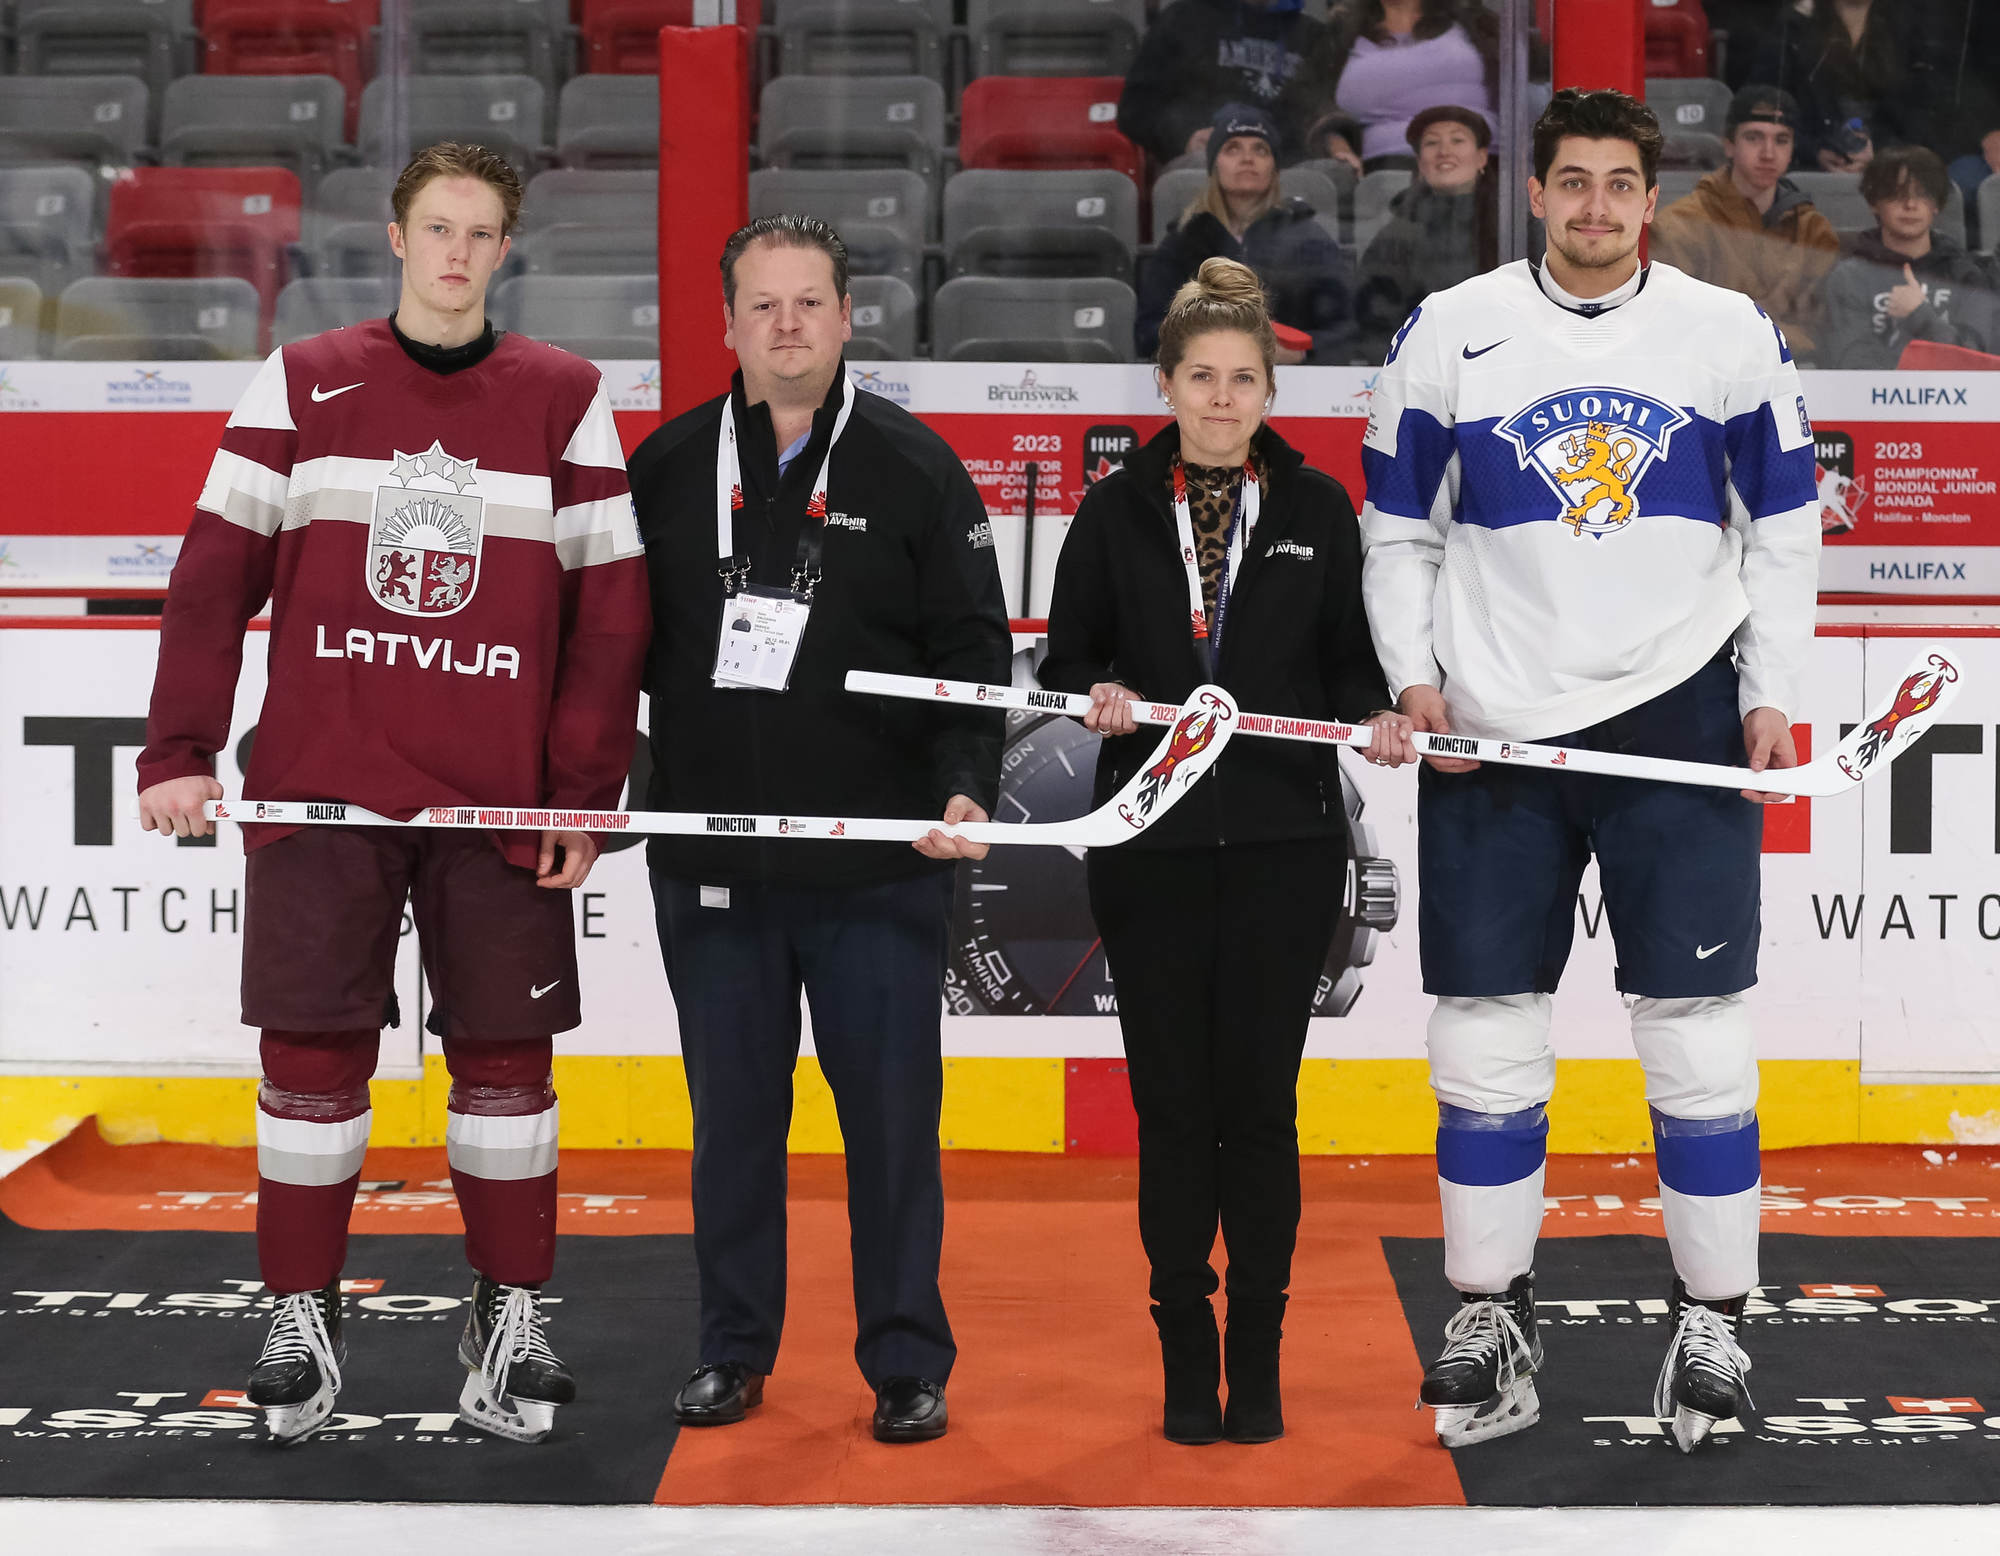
(1, 621), (1997, 1156)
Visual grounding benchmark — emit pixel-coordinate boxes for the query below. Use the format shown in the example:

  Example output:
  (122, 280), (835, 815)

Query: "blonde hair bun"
(1156, 257), (1279, 380)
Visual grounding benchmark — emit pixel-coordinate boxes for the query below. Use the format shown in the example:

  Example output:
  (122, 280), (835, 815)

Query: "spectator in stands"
(1352, 105), (1497, 363)
(1650, 85), (1840, 358)
(1752, 0), (1933, 172)
(1118, 0), (1350, 167)
(1138, 104), (1352, 365)
(1924, 0), (2000, 244)
(1821, 146), (2000, 367)
(1315, 0), (1499, 172)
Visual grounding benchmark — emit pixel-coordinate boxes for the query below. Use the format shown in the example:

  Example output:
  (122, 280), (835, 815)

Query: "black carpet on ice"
(1386, 1233), (2000, 1505)
(0, 1212), (698, 1502)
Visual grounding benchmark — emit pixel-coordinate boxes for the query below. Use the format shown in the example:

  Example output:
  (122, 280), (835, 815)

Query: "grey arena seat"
(748, 167), (929, 286)
(0, 278), (45, 360)
(159, 75), (351, 197)
(1982, 175), (2000, 254)
(14, 0), (195, 137)
(846, 274), (918, 359)
(944, 168), (1138, 282)
(0, 167), (99, 298)
(56, 276), (263, 360)
(775, 0), (949, 84)
(758, 76), (947, 189)
(1660, 130), (1728, 171)
(930, 275), (1135, 362)
(1653, 168), (1703, 213)
(492, 273), (657, 356)
(556, 74), (659, 170)
(1646, 76), (1733, 139)
(966, 0), (1144, 78)
(274, 276), (400, 346)
(360, 75), (548, 180)
(1351, 168), (1411, 253)
(406, 0), (569, 105)
(517, 169), (658, 275)
(307, 167), (400, 279)
(0, 75), (150, 176)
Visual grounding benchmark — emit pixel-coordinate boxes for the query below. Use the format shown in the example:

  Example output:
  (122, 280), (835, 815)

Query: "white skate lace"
(257, 1290), (342, 1393)
(481, 1285), (558, 1404)
(1653, 1303), (1754, 1417)
(1436, 1297), (1534, 1390)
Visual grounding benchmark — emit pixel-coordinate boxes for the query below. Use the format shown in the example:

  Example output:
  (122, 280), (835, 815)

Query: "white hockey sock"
(1653, 1107), (1760, 1300)
(1437, 1103), (1548, 1293)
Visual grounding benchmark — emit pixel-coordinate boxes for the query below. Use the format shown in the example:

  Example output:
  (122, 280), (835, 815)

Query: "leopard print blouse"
(1177, 454), (1264, 631)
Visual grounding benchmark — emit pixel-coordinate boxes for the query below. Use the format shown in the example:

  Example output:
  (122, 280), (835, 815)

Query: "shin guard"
(256, 1029), (379, 1295)
(443, 1037), (558, 1287)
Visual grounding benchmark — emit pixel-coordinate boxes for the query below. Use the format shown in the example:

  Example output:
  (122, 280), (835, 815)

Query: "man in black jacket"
(625, 215), (1009, 1444)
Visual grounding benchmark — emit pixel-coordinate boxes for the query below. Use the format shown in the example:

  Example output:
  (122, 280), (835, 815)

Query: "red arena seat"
(580, 0), (761, 74)
(203, 0), (378, 140)
(1643, 0), (1710, 79)
(104, 167), (304, 351)
(957, 76), (1140, 182)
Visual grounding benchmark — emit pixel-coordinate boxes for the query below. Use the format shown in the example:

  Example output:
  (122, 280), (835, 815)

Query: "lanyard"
(1171, 456), (1259, 660)
(715, 374), (857, 596)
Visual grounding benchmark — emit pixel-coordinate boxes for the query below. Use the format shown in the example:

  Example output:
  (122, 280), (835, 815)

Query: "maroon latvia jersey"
(139, 319), (651, 869)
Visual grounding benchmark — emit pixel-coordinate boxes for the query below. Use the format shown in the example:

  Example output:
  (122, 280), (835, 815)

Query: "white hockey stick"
(201, 684), (1238, 847)
(846, 645), (1966, 798)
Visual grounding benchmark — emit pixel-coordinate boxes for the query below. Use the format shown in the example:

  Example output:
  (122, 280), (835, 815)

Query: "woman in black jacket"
(1041, 257), (1412, 1445)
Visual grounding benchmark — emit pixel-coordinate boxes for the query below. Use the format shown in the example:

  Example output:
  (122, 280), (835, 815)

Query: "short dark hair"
(392, 142), (523, 235)
(1531, 88), (1664, 190)
(1861, 145), (1949, 210)
(720, 214), (849, 310)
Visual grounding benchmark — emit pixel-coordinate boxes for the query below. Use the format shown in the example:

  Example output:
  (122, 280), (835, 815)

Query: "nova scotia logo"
(1499, 387), (1688, 538)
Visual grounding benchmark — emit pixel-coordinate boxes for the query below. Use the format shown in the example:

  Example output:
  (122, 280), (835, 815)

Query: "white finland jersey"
(1358, 259), (1821, 740)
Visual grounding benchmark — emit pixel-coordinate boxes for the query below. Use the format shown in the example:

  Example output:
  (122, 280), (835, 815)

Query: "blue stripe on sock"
(1436, 1102), (1548, 1187)
(1651, 1108), (1761, 1197)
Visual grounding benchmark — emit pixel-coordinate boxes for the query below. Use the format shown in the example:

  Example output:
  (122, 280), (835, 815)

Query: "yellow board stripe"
(4, 1059), (1998, 1158)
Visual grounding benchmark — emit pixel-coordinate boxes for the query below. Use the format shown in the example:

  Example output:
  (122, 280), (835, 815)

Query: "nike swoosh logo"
(311, 382), (364, 401)
(1461, 340), (1508, 360)
(529, 980), (562, 998)
(1695, 943), (1727, 960)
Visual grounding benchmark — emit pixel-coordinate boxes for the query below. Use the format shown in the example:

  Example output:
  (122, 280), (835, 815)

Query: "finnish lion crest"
(367, 440), (484, 617)
(1498, 388), (1688, 539)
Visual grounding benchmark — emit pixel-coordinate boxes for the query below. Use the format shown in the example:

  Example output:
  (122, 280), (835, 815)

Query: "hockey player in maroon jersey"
(135, 143), (650, 1446)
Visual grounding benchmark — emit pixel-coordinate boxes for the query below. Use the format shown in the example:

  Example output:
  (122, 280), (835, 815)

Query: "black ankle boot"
(1152, 1300), (1223, 1444)
(1223, 1296), (1286, 1443)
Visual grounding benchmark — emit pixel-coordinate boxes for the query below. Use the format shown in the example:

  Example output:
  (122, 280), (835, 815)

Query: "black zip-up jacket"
(1039, 421), (1390, 850)
(627, 368), (1009, 887)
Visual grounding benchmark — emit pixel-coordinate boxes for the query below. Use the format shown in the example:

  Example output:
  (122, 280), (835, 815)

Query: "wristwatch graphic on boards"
(944, 706), (1401, 1017)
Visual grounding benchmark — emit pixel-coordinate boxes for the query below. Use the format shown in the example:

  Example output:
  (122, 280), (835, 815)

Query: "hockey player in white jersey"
(1358, 88), (1819, 1453)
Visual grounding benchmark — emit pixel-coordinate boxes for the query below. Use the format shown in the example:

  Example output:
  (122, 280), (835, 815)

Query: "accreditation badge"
(712, 585), (811, 692)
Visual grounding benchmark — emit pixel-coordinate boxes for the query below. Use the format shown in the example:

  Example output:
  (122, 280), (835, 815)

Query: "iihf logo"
(1499, 388), (1688, 539)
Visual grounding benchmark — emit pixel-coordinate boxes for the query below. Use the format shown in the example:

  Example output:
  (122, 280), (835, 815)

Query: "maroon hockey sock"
(255, 1029), (380, 1295)
(443, 1037), (558, 1287)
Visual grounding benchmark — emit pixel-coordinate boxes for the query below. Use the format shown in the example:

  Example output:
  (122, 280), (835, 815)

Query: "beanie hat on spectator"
(1208, 103), (1281, 172)
(1406, 104), (1493, 152)
(1725, 84), (1801, 136)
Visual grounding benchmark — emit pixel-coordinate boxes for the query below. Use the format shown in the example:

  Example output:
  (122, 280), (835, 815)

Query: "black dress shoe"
(673, 1362), (765, 1426)
(871, 1376), (947, 1442)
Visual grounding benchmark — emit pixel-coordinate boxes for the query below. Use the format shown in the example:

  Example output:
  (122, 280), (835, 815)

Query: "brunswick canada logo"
(368, 440), (483, 618)
(1499, 388), (1689, 539)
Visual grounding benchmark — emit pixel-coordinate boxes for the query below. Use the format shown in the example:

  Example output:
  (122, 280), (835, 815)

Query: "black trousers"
(1087, 837), (1346, 1311)
(650, 869), (957, 1388)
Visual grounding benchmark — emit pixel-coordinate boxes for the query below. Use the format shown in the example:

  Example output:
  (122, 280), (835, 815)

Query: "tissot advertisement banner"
(2, 626), (1996, 1077)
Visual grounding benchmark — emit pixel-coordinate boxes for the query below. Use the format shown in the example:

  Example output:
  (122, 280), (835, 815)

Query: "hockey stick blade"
(846, 646), (1966, 798)
(200, 686), (1237, 848)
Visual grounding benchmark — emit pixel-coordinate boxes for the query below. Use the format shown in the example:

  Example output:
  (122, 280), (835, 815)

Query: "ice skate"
(1654, 1281), (1751, 1453)
(457, 1275), (575, 1444)
(1418, 1273), (1542, 1447)
(248, 1286), (345, 1446)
